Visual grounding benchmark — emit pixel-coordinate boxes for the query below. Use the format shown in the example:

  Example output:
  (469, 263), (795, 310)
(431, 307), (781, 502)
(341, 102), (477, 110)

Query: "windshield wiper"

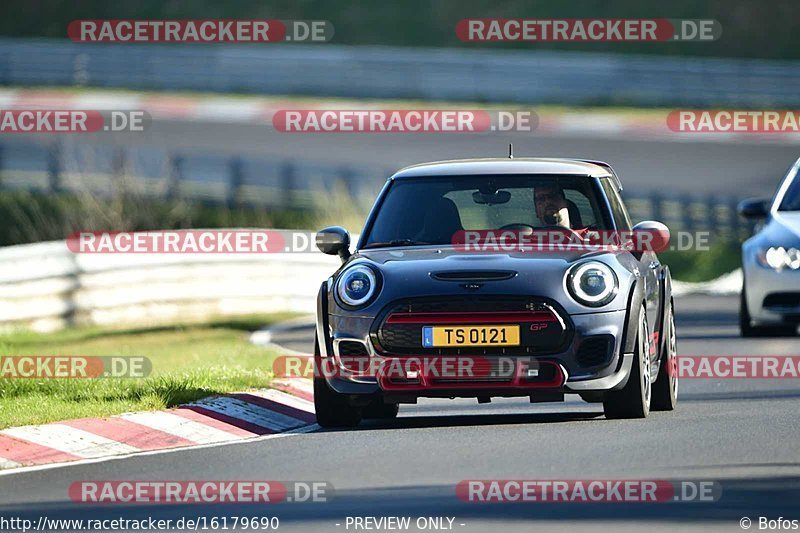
(362, 239), (432, 249)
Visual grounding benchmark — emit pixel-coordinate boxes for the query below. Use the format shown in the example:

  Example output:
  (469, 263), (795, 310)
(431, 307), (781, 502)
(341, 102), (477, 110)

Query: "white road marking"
(0, 456), (22, 469)
(2, 425), (139, 458)
(119, 411), (241, 444)
(189, 396), (308, 432)
(251, 388), (315, 414)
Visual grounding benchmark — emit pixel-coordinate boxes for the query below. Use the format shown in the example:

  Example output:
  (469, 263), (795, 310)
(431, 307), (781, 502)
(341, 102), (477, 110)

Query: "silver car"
(739, 157), (800, 337)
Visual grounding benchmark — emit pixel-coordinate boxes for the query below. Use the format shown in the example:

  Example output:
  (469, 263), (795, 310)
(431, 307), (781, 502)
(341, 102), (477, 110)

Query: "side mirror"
(738, 198), (770, 219)
(316, 226), (351, 260)
(631, 220), (670, 259)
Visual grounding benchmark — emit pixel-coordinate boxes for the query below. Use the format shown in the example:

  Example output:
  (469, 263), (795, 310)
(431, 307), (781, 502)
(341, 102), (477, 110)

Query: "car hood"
(771, 212), (800, 241)
(753, 212), (800, 246)
(357, 246), (617, 266)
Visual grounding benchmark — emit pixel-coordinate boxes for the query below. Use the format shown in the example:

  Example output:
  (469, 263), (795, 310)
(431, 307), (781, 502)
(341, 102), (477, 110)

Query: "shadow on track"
(317, 410), (605, 433)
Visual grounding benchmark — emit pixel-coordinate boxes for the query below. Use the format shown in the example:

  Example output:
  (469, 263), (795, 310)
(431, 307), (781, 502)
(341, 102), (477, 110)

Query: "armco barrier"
(0, 235), (339, 332)
(2, 38), (800, 107)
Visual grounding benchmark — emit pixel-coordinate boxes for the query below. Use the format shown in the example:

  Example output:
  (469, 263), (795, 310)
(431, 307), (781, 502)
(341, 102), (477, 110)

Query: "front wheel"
(603, 306), (651, 419)
(362, 399), (399, 419)
(313, 378), (363, 427)
(312, 334), (362, 428)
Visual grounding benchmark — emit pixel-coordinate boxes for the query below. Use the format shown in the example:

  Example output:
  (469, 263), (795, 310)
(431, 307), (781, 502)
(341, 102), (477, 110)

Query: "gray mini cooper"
(313, 158), (677, 427)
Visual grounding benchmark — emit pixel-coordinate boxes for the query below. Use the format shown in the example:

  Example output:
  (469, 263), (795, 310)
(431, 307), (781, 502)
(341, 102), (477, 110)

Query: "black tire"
(312, 335), (362, 428)
(739, 285), (759, 337)
(603, 306), (651, 419)
(651, 300), (678, 411)
(740, 285), (797, 337)
(362, 399), (400, 419)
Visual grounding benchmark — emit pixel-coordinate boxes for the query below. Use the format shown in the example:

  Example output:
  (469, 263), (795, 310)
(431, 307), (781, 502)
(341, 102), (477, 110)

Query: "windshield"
(779, 172), (800, 211)
(362, 175), (612, 247)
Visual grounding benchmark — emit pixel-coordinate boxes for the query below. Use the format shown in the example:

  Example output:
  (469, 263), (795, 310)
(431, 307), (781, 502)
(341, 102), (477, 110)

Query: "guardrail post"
(339, 166), (357, 199)
(166, 154), (183, 201)
(730, 197), (744, 240)
(47, 142), (62, 193)
(227, 157), (243, 208)
(681, 194), (694, 233)
(111, 147), (126, 191)
(704, 195), (717, 236)
(650, 192), (663, 224)
(281, 161), (295, 207)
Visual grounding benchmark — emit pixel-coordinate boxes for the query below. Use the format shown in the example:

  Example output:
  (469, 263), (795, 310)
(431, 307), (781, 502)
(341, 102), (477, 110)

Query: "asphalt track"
(95, 118), (800, 196)
(1, 294), (799, 532)
(2, 123), (799, 531)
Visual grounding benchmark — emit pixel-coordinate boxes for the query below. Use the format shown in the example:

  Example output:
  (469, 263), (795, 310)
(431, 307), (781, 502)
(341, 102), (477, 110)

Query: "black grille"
(430, 358), (514, 383)
(379, 325), (421, 349)
(373, 296), (571, 356)
(575, 335), (613, 367)
(763, 293), (800, 309)
(338, 341), (369, 357)
(387, 297), (543, 314)
(431, 270), (516, 282)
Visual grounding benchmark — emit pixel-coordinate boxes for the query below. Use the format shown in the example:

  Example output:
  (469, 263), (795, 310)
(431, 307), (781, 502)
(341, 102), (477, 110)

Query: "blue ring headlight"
(336, 265), (379, 308)
(566, 261), (618, 307)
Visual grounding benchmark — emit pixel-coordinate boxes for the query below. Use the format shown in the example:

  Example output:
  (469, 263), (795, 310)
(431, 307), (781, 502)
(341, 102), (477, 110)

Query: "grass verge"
(0, 314), (298, 429)
(660, 240), (741, 283)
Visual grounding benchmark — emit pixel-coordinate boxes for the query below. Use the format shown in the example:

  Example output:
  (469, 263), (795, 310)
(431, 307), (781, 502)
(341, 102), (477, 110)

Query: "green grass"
(0, 314), (298, 429)
(660, 240), (741, 283)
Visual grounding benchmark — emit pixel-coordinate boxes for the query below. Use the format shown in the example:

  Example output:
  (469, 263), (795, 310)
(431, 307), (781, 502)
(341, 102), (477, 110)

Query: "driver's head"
(534, 184), (568, 224)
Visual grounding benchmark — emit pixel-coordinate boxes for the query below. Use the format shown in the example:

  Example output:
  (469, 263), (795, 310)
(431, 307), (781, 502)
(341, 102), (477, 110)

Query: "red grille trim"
(385, 311), (557, 325)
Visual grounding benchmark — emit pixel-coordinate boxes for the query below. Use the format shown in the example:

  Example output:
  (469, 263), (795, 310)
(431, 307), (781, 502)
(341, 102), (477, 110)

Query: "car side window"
(601, 178), (632, 230)
(563, 189), (597, 227)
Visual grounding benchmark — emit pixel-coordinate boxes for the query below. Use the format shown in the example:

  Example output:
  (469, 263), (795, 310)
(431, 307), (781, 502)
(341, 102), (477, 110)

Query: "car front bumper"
(743, 255), (800, 326)
(320, 308), (634, 398)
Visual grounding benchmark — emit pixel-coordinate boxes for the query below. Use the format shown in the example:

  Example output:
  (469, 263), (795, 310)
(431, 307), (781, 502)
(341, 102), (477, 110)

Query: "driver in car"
(534, 184), (574, 229)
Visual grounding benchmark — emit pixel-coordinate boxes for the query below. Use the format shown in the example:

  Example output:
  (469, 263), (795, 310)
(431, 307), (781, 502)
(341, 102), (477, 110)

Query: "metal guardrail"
(0, 138), (755, 240)
(2, 38), (800, 107)
(0, 238), (339, 332)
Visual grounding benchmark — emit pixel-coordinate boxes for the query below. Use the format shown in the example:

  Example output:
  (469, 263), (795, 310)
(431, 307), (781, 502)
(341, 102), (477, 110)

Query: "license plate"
(422, 325), (520, 347)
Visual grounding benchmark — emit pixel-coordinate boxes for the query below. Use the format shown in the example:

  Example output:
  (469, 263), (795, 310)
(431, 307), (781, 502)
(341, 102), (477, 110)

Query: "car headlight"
(566, 261), (618, 307)
(757, 247), (800, 271)
(336, 264), (379, 308)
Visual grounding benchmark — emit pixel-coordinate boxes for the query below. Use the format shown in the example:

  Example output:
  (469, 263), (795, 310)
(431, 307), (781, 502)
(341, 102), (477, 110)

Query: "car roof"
(391, 158), (616, 180)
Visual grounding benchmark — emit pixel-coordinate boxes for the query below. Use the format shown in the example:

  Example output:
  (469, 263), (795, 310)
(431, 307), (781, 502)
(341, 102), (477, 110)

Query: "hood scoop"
(430, 270), (517, 282)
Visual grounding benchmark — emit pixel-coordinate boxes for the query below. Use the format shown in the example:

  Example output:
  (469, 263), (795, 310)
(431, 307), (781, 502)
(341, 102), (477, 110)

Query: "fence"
(0, 138), (755, 241)
(2, 38), (800, 107)
(0, 238), (339, 332)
